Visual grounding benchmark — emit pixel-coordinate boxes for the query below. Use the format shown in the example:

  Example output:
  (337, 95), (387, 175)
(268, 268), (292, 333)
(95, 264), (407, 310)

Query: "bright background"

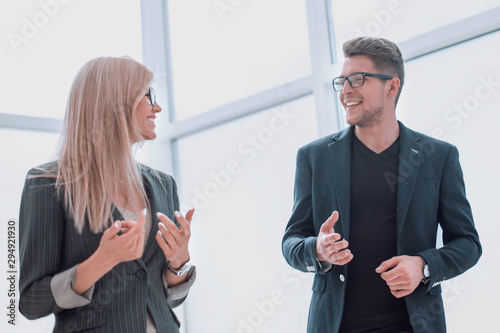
(1, 0), (499, 332)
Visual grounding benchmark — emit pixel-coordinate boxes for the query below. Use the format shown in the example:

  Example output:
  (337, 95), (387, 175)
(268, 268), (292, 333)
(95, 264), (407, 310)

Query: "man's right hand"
(315, 211), (353, 266)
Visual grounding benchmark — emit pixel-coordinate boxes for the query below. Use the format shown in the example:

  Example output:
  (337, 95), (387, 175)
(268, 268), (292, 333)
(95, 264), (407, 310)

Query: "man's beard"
(347, 102), (385, 128)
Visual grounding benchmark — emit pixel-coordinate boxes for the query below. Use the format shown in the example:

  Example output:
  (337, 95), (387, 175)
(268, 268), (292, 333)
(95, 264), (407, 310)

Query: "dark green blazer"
(19, 163), (185, 333)
(282, 122), (481, 333)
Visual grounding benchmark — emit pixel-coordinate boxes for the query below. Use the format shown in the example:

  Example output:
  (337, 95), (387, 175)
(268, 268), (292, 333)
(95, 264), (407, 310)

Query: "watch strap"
(166, 259), (192, 276)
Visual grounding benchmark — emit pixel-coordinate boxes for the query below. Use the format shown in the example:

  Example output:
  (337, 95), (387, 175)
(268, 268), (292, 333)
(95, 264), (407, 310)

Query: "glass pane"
(331, 0), (500, 60)
(167, 0), (311, 120)
(176, 96), (318, 332)
(397, 31), (500, 332)
(0, 0), (143, 119)
(0, 128), (59, 332)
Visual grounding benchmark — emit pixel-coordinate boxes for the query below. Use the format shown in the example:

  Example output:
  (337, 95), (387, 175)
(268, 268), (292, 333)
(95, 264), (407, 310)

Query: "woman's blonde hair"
(46, 56), (154, 233)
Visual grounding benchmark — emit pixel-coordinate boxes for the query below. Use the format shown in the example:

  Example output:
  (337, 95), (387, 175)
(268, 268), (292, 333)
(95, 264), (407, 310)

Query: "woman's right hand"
(73, 209), (147, 295)
(97, 209), (147, 267)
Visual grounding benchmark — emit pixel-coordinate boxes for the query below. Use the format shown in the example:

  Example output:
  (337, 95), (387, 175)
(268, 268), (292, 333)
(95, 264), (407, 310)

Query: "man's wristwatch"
(166, 259), (192, 276)
(422, 261), (431, 284)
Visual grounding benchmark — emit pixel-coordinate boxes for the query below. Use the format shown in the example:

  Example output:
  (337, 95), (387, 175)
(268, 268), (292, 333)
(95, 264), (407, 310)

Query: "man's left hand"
(375, 255), (425, 298)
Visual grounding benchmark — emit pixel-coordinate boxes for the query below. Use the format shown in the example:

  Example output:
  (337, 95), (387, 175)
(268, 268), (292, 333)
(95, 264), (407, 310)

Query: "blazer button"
(339, 274), (345, 282)
(136, 269), (147, 280)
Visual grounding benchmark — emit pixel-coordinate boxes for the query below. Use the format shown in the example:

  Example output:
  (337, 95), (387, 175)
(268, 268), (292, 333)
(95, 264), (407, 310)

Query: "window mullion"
(305, 0), (344, 137)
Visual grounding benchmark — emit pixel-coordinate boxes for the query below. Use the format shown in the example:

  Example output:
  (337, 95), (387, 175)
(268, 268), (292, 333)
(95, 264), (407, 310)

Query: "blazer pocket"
(312, 275), (326, 293)
(55, 307), (106, 332)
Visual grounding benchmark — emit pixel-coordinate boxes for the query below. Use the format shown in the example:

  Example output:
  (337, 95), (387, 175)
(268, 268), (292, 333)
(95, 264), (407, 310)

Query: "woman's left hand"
(155, 209), (194, 269)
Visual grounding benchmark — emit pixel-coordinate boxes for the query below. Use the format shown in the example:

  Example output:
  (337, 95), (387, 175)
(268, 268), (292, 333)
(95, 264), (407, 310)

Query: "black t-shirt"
(339, 133), (412, 333)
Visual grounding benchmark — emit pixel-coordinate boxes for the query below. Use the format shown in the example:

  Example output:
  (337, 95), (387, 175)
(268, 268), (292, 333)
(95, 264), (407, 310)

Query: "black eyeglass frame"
(144, 86), (156, 106)
(332, 72), (394, 92)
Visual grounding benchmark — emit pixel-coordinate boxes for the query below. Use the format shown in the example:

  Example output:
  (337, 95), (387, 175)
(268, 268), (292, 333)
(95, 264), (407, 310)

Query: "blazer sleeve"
(282, 148), (326, 274)
(19, 172), (66, 319)
(417, 146), (482, 292)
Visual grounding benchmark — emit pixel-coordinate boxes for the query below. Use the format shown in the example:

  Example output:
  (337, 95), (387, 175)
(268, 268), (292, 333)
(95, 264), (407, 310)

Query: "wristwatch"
(166, 259), (192, 276)
(422, 262), (430, 284)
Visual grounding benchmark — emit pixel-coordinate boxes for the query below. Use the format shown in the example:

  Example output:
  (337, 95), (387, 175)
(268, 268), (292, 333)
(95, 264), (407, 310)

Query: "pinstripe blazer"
(19, 162), (188, 333)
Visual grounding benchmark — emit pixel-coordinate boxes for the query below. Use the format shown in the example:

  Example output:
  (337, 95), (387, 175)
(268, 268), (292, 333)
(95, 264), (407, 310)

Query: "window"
(330, 0), (500, 60)
(145, 1), (500, 331)
(0, 0), (143, 119)
(176, 96), (317, 332)
(0, 1), (144, 331)
(4, 0), (500, 331)
(166, 0), (311, 120)
(397, 31), (500, 332)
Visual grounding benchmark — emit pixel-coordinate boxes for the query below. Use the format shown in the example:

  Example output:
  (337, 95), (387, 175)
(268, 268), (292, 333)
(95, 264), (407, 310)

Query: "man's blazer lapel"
(328, 127), (353, 239)
(396, 122), (423, 240)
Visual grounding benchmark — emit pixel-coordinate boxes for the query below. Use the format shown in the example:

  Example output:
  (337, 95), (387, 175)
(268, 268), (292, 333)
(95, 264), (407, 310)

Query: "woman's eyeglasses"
(145, 86), (156, 106)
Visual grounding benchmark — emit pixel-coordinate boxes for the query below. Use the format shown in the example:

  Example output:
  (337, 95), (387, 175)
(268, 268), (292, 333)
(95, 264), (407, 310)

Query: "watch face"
(180, 263), (192, 275)
(167, 260), (192, 276)
(176, 261), (192, 276)
(424, 265), (430, 277)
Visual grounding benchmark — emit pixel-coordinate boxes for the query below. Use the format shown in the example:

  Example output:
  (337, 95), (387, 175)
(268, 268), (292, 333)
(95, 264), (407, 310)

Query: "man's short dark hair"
(343, 36), (405, 105)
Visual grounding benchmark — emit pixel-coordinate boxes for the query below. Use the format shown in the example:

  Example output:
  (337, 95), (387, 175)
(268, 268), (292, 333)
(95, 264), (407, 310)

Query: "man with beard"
(282, 36), (481, 333)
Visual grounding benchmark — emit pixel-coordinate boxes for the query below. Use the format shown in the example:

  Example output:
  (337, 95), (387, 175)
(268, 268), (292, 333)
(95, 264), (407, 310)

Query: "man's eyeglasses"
(145, 86), (156, 106)
(332, 72), (394, 92)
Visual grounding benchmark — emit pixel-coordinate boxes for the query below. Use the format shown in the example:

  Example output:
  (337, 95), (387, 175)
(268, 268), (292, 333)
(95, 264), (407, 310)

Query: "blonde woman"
(19, 57), (195, 333)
